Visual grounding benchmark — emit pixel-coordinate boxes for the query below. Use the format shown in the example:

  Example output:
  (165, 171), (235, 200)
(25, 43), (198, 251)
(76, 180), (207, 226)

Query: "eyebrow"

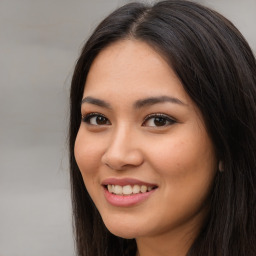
(134, 96), (187, 108)
(81, 96), (111, 109)
(81, 95), (186, 109)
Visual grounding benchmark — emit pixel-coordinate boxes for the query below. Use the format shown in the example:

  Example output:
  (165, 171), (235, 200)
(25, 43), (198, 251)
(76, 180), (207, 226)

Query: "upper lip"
(101, 177), (158, 187)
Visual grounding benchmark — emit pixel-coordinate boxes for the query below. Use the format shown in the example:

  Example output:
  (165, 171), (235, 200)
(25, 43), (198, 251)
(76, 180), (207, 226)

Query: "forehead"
(84, 39), (189, 104)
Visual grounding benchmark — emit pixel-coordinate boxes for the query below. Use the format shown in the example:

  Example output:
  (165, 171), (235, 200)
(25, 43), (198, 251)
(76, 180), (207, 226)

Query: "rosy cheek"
(149, 133), (208, 180)
(74, 135), (84, 168)
(149, 140), (184, 172)
(74, 134), (102, 176)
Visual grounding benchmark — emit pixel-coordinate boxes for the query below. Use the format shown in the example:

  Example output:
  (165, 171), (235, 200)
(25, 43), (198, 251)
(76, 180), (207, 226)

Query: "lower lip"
(103, 187), (156, 207)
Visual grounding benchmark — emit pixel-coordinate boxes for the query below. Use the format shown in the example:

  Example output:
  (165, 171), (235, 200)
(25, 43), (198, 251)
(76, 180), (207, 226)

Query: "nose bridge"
(101, 123), (143, 170)
(111, 124), (131, 149)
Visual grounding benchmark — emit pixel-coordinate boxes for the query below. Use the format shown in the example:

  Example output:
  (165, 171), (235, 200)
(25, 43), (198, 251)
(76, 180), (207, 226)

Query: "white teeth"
(107, 184), (112, 193)
(107, 184), (155, 195)
(123, 185), (133, 195)
(140, 185), (147, 193)
(132, 185), (140, 194)
(114, 185), (123, 195)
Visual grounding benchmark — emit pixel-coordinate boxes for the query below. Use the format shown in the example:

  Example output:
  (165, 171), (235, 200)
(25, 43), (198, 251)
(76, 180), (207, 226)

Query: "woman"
(69, 1), (256, 255)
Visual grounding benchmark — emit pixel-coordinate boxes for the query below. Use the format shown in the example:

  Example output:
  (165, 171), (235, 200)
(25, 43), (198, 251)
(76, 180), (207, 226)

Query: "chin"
(102, 216), (143, 239)
(109, 229), (137, 239)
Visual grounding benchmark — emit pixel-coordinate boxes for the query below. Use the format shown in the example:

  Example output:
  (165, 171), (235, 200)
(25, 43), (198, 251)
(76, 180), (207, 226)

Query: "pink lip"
(101, 177), (157, 187)
(103, 187), (156, 207)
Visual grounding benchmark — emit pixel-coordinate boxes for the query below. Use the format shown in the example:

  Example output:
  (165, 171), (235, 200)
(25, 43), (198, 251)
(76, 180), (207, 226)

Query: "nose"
(101, 126), (144, 171)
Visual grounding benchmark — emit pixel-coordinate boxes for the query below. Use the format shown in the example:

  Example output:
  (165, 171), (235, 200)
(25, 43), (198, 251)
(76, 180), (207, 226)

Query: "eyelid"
(81, 112), (176, 127)
(81, 112), (105, 118)
(81, 112), (111, 125)
(142, 113), (176, 126)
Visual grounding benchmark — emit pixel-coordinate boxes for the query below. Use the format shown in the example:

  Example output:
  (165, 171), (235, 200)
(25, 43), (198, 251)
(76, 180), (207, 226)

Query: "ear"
(218, 161), (224, 172)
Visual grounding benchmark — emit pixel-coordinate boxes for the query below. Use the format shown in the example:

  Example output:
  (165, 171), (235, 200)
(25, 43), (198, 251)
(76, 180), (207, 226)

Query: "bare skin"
(75, 39), (217, 256)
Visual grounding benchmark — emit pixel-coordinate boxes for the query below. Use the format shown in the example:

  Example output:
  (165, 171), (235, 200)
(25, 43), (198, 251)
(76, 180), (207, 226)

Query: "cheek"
(145, 133), (216, 230)
(147, 127), (217, 202)
(74, 128), (103, 184)
(150, 125), (216, 175)
(74, 128), (107, 207)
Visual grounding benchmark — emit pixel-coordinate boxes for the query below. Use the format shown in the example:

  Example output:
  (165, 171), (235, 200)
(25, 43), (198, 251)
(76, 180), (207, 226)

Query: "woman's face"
(75, 40), (217, 241)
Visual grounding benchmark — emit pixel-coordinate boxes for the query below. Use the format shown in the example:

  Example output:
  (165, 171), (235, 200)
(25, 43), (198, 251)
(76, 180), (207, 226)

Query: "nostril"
(101, 143), (144, 170)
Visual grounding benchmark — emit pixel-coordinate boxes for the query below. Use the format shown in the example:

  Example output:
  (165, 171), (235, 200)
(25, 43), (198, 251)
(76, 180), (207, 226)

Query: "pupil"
(154, 117), (166, 126)
(96, 116), (107, 125)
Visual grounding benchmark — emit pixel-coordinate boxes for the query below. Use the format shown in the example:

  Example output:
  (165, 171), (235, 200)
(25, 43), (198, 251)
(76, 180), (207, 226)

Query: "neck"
(136, 231), (194, 256)
(135, 210), (206, 256)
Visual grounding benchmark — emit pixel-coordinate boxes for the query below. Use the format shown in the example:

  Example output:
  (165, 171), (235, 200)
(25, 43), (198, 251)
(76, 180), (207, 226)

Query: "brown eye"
(143, 114), (176, 127)
(94, 116), (109, 125)
(82, 113), (111, 125)
(154, 117), (168, 126)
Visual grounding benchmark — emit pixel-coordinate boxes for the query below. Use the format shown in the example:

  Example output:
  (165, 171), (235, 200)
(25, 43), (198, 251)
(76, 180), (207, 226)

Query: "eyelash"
(82, 112), (110, 125)
(142, 113), (176, 127)
(81, 112), (176, 127)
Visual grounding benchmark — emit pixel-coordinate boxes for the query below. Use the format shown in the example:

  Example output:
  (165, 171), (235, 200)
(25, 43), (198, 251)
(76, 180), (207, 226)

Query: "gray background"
(0, 0), (255, 255)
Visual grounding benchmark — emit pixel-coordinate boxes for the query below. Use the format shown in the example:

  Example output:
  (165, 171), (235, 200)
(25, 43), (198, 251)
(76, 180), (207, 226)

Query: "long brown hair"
(69, 1), (256, 255)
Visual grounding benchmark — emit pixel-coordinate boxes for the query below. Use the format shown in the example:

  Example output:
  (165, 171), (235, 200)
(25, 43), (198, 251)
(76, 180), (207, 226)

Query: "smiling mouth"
(105, 184), (158, 196)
